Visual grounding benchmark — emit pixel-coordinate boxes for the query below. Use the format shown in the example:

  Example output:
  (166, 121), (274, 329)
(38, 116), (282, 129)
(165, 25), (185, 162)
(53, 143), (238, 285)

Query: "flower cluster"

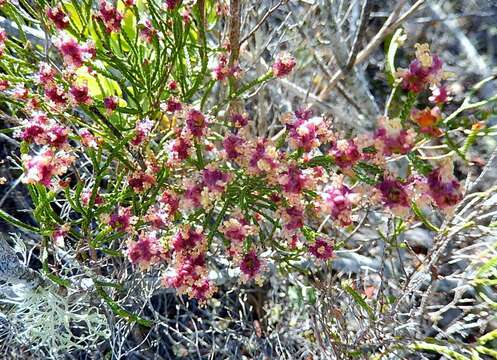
(10, 14), (467, 309)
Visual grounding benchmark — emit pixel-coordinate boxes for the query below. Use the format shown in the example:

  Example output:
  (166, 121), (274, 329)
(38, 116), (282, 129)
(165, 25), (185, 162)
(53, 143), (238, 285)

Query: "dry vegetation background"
(1, 0), (497, 359)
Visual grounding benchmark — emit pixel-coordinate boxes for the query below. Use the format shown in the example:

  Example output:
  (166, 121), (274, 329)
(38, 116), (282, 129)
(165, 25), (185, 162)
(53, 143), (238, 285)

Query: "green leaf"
(95, 285), (153, 327)
(407, 152), (433, 176)
(385, 28), (405, 86)
(343, 284), (374, 318)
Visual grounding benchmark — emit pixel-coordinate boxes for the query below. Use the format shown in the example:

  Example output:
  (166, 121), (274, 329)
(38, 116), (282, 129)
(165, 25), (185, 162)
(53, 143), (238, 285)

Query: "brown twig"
(346, 0), (372, 70)
(239, 0), (287, 45)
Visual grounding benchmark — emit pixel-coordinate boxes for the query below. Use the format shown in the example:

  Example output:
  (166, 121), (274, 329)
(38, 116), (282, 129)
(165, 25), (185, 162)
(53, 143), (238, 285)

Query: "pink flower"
(272, 53), (296, 78)
(374, 117), (415, 156)
(230, 113), (249, 128)
(169, 133), (191, 163)
(182, 180), (203, 209)
(279, 164), (308, 195)
(22, 149), (75, 187)
(281, 205), (304, 233)
(427, 162), (462, 210)
(399, 44), (444, 93)
(139, 19), (157, 43)
(17, 113), (70, 149)
(186, 109), (207, 137)
(212, 55), (240, 82)
(190, 279), (217, 303)
(164, 254), (216, 302)
(429, 85), (451, 105)
(165, 0), (181, 10)
(248, 139), (279, 175)
(376, 178), (410, 209)
(160, 191), (180, 218)
(202, 165), (230, 193)
(165, 97), (182, 113)
(285, 110), (328, 152)
(240, 249), (262, 280)
(18, 112), (49, 144)
(321, 185), (355, 226)
(128, 171), (156, 192)
(0, 79), (9, 90)
(55, 33), (94, 68)
(98, 1), (123, 33)
(46, 5), (69, 30)
(222, 134), (244, 160)
(127, 232), (164, 270)
(331, 139), (362, 169)
(131, 118), (154, 146)
(220, 217), (251, 244)
(81, 189), (103, 207)
(109, 207), (134, 232)
(0, 27), (6, 56)
(171, 226), (207, 257)
(78, 128), (98, 148)
(46, 124), (70, 149)
(308, 238), (333, 260)
(52, 224), (70, 247)
(45, 85), (68, 107)
(36, 62), (57, 85)
(104, 96), (118, 113)
(168, 80), (178, 91)
(70, 82), (92, 105)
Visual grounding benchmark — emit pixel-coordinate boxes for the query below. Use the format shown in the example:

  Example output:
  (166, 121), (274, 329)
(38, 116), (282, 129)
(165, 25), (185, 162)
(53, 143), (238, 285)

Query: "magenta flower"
(165, 97), (182, 113)
(374, 117), (415, 156)
(376, 178), (410, 209)
(131, 118), (154, 146)
(230, 113), (249, 128)
(223, 134), (244, 160)
(17, 112), (70, 149)
(331, 139), (362, 169)
(308, 238), (334, 260)
(128, 171), (156, 192)
(321, 185), (355, 226)
(165, 0), (181, 10)
(240, 249), (262, 280)
(171, 226), (206, 254)
(282, 205), (304, 232)
(52, 224), (70, 247)
(98, 1), (123, 33)
(160, 191), (180, 218)
(272, 53), (296, 78)
(36, 62), (57, 85)
(45, 85), (68, 107)
(279, 165), (308, 195)
(190, 279), (217, 303)
(139, 19), (157, 44)
(169, 134), (191, 162)
(103, 96), (118, 113)
(427, 168), (462, 210)
(78, 128), (98, 149)
(55, 33), (94, 68)
(399, 44), (444, 93)
(429, 85), (451, 105)
(285, 110), (327, 152)
(109, 207), (134, 232)
(186, 109), (207, 137)
(46, 5), (69, 30)
(202, 165), (230, 193)
(22, 149), (74, 187)
(127, 232), (164, 270)
(70, 82), (92, 105)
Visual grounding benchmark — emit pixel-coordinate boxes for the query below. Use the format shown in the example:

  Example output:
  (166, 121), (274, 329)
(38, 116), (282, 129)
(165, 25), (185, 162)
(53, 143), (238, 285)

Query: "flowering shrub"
(0, 1), (495, 339)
